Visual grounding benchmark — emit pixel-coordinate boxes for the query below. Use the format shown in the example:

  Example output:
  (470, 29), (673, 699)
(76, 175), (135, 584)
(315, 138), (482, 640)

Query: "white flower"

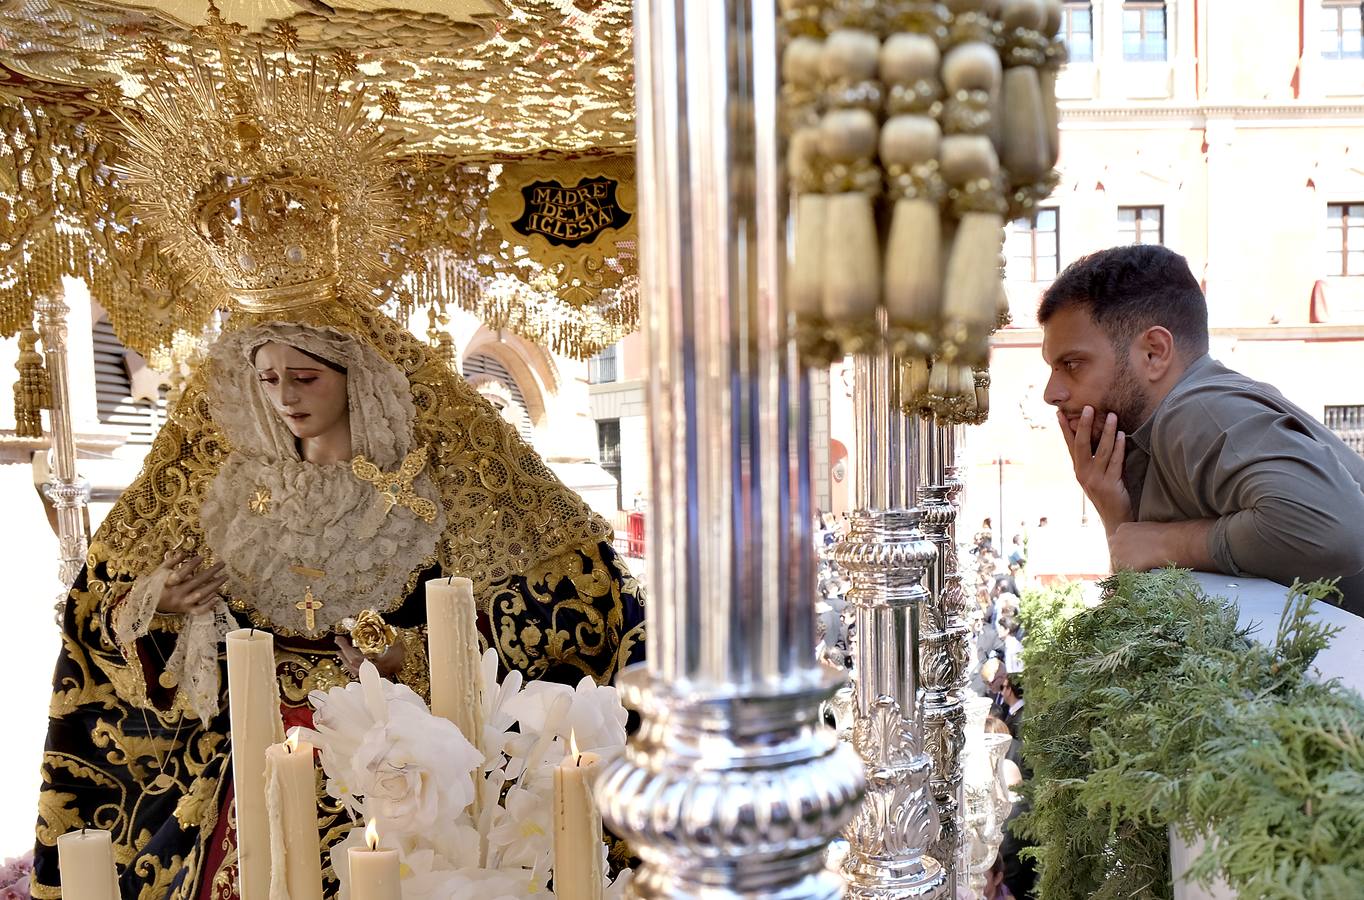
(486, 783), (554, 870)
(562, 676), (628, 754)
(479, 648), (524, 769)
(311, 656), (633, 899)
(309, 662), (483, 836)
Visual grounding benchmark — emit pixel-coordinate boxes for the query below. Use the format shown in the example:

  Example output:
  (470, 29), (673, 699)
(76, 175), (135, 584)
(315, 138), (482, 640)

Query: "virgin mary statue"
(30, 22), (644, 900)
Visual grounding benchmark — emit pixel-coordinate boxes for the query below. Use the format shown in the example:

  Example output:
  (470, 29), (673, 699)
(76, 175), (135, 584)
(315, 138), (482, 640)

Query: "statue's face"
(253, 341), (349, 443)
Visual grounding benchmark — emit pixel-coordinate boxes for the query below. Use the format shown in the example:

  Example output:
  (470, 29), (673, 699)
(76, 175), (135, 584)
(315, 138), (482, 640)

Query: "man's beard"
(1095, 358), (1150, 447)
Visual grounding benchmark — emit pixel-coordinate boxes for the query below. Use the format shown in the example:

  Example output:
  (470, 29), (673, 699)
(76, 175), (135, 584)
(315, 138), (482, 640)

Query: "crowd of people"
(965, 520), (1035, 900)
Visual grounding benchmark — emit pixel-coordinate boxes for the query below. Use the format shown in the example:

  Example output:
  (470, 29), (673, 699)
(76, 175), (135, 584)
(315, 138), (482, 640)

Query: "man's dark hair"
(1037, 244), (1209, 357)
(1005, 674), (1024, 697)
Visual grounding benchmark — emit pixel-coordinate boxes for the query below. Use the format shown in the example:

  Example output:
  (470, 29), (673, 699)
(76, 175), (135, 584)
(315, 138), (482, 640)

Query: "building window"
(462, 352), (535, 440)
(1327, 203), (1364, 276)
(1117, 206), (1164, 245)
(1325, 404), (1364, 455)
(1123, 2), (1168, 61)
(1322, 1), (1364, 60)
(597, 418), (623, 510)
(1006, 208), (1060, 282)
(93, 315), (167, 446)
(588, 343), (618, 384)
(1060, 2), (1094, 63)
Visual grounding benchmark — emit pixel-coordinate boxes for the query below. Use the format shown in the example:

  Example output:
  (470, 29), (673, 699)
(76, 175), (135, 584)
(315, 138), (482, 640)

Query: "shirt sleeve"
(1153, 387), (1364, 585)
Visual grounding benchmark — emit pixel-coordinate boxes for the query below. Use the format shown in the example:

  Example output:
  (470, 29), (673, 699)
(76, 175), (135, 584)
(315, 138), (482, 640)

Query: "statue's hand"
(334, 633), (406, 679)
(155, 551), (228, 616)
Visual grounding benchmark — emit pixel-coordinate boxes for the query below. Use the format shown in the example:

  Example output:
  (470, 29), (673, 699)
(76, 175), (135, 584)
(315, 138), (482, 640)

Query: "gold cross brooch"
(351, 445), (438, 523)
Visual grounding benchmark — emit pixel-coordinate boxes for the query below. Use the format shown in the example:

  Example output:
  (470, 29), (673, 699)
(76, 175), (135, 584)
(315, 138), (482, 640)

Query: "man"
(1039, 245), (1364, 614)
(1000, 674), (1024, 741)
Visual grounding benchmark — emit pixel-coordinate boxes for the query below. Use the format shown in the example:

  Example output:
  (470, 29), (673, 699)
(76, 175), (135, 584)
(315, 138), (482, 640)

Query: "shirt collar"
(1129, 353), (1213, 452)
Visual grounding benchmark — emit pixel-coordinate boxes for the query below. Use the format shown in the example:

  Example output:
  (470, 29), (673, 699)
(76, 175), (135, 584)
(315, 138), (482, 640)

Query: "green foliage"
(1016, 570), (1364, 900)
(1019, 580), (1090, 653)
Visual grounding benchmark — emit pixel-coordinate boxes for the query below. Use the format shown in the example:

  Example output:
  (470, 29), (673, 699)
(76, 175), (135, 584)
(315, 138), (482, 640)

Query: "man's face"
(1041, 305), (1152, 446)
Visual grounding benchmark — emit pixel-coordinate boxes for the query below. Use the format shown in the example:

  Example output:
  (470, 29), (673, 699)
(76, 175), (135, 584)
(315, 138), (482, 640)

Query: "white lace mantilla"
(200, 323), (445, 638)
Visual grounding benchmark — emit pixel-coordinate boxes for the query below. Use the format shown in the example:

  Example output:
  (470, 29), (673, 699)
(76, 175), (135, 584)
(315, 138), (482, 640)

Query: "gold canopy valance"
(0, 0), (639, 362)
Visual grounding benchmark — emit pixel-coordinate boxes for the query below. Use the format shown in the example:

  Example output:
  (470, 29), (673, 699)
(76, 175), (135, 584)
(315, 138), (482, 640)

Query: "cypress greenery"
(1016, 570), (1364, 900)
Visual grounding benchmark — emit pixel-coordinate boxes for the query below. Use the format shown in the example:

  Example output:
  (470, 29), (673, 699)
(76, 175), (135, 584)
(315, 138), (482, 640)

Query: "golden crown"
(109, 5), (405, 313)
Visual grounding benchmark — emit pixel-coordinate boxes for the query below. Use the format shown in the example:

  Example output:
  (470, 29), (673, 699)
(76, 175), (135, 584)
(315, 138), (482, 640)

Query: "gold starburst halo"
(104, 3), (406, 316)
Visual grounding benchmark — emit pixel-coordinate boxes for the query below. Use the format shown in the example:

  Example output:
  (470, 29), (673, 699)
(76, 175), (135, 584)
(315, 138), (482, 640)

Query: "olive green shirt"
(1126, 355), (1364, 615)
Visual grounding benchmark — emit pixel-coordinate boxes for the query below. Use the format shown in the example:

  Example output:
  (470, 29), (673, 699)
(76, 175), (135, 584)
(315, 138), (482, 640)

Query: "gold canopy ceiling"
(0, 0), (634, 156)
(0, 0), (638, 361)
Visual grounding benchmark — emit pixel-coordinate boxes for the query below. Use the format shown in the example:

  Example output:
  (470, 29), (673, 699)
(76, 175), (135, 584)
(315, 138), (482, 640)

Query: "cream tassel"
(999, 0), (1051, 182)
(819, 27), (884, 351)
(783, 34), (827, 326)
(902, 356), (932, 417)
(1040, 0), (1064, 167)
(880, 32), (945, 360)
(790, 130), (828, 324)
(940, 136), (1006, 366)
(973, 366), (992, 422)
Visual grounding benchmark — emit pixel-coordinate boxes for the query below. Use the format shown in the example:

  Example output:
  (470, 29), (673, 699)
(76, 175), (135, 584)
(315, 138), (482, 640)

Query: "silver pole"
(833, 343), (948, 900)
(37, 285), (90, 590)
(595, 2), (865, 896)
(916, 417), (971, 895)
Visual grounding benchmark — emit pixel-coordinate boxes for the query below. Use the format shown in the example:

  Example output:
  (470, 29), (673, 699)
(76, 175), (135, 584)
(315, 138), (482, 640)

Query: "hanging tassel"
(972, 366), (992, 422)
(940, 135), (1006, 367)
(12, 325), (50, 439)
(880, 32), (945, 360)
(1040, 0), (1064, 168)
(783, 34), (828, 336)
(996, 236), (1012, 328)
(940, 41), (1000, 138)
(999, 0), (1051, 182)
(927, 358), (973, 422)
(819, 26), (884, 353)
(790, 130), (829, 323)
(902, 356), (932, 417)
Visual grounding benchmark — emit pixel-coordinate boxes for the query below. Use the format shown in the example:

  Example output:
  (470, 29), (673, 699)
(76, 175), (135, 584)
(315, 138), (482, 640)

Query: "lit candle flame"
(569, 728), (579, 760)
(365, 819), (379, 851)
(285, 728), (300, 753)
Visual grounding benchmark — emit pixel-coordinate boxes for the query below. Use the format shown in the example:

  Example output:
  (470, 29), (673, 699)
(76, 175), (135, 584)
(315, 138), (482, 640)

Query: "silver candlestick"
(916, 419), (972, 894)
(595, 2), (865, 897)
(833, 348), (948, 900)
(36, 287), (90, 591)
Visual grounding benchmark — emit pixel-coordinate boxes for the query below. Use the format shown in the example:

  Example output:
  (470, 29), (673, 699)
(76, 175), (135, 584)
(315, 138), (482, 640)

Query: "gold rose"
(346, 609), (398, 657)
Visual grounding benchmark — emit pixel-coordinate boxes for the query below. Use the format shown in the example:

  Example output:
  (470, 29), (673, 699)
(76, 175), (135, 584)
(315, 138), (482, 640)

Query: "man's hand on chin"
(1108, 519), (1217, 573)
(1060, 406), (1132, 531)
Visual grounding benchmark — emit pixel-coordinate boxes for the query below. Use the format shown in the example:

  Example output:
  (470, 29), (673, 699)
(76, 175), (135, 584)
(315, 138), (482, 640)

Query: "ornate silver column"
(832, 346), (947, 900)
(595, 2), (865, 897)
(36, 286), (90, 589)
(915, 419), (971, 895)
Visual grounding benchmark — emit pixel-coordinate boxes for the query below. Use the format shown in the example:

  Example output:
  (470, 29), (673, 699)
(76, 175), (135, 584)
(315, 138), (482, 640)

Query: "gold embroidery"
(248, 488), (271, 515)
(351, 445), (439, 523)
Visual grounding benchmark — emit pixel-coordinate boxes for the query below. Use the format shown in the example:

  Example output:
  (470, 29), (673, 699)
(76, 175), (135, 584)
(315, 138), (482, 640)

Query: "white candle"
(348, 821), (401, 900)
(426, 576), (484, 752)
(265, 730), (323, 900)
(227, 628), (285, 900)
(553, 735), (604, 900)
(56, 828), (117, 900)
